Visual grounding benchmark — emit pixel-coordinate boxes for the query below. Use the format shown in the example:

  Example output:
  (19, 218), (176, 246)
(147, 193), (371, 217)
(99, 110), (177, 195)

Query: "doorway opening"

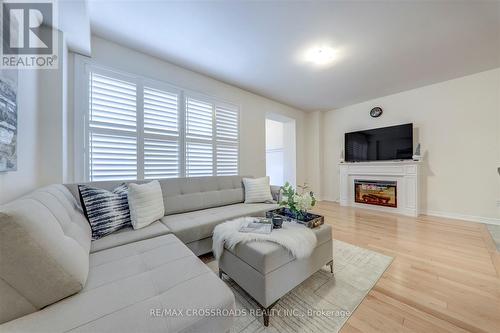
(265, 114), (296, 187)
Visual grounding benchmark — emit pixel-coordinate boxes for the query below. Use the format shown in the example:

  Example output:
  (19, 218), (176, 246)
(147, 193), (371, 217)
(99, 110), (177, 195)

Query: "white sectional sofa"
(0, 176), (279, 332)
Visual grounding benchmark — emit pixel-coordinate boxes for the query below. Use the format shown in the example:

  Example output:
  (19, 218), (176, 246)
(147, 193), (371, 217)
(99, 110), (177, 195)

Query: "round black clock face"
(370, 107), (383, 117)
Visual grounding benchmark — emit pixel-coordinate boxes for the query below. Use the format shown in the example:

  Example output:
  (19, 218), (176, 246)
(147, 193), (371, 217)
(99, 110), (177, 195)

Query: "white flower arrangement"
(279, 182), (316, 220)
(292, 193), (314, 212)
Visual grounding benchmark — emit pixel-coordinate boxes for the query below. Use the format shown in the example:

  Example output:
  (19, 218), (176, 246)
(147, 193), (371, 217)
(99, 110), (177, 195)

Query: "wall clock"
(370, 107), (383, 118)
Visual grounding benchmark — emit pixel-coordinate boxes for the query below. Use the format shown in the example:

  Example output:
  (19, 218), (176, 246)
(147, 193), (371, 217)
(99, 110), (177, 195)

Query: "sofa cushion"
(28, 187), (92, 253)
(161, 176), (245, 215)
(161, 203), (278, 244)
(90, 221), (171, 253)
(0, 185), (91, 324)
(0, 234), (235, 333)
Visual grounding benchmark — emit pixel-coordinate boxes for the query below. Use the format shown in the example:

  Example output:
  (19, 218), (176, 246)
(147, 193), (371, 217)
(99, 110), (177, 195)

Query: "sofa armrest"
(270, 185), (282, 202)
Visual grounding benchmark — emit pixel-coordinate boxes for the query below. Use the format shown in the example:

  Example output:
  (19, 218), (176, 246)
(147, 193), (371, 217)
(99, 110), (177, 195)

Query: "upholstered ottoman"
(218, 224), (333, 326)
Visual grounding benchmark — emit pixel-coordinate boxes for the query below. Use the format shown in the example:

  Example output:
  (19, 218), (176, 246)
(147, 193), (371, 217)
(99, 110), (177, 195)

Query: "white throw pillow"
(128, 180), (165, 229)
(243, 177), (274, 203)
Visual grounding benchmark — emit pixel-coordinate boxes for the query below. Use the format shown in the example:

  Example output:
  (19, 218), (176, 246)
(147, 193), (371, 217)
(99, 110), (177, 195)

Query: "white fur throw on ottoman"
(212, 217), (317, 260)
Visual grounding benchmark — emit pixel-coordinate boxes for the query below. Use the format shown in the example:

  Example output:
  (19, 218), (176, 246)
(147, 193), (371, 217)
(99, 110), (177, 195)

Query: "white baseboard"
(423, 210), (500, 226)
(317, 199), (500, 226)
(320, 196), (337, 203)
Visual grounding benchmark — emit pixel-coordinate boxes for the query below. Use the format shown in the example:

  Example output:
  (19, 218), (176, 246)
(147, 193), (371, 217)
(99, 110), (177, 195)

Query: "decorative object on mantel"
(0, 70), (18, 172)
(268, 182), (324, 228)
(412, 143), (422, 161)
(340, 148), (345, 163)
(369, 106), (383, 118)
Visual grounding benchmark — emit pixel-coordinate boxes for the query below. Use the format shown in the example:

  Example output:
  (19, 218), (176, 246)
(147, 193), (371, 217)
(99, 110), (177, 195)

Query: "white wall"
(282, 119), (297, 187)
(319, 68), (500, 222)
(69, 36), (308, 184)
(305, 111), (324, 199)
(0, 30), (69, 204)
(37, 30), (69, 186)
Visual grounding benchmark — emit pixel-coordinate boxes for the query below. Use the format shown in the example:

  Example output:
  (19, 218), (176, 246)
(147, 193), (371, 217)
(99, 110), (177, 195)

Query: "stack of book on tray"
(239, 218), (272, 234)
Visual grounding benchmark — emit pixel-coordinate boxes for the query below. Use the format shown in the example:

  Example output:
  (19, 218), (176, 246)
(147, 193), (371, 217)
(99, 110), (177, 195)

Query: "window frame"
(73, 55), (240, 182)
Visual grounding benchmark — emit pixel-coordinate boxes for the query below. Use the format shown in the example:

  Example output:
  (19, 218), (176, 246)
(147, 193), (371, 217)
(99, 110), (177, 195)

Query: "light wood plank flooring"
(312, 201), (500, 333)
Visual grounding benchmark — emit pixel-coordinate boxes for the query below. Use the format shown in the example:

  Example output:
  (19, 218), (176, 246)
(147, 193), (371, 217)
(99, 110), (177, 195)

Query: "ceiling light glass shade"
(303, 46), (338, 66)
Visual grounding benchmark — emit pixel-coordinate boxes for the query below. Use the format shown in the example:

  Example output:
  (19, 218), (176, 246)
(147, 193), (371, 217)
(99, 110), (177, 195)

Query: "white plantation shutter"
(216, 105), (238, 141)
(216, 105), (239, 175)
(89, 73), (137, 132)
(82, 65), (238, 181)
(216, 145), (238, 175)
(89, 133), (137, 181)
(185, 97), (214, 177)
(88, 72), (138, 181)
(144, 138), (179, 179)
(186, 142), (213, 177)
(143, 86), (180, 179)
(143, 87), (178, 135)
(186, 97), (213, 140)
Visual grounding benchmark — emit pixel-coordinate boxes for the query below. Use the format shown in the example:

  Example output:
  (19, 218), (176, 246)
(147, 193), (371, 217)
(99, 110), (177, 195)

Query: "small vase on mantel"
(412, 143), (422, 161)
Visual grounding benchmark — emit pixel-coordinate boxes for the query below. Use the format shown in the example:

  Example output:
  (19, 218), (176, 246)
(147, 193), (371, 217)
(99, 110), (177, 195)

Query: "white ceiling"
(88, 1), (500, 111)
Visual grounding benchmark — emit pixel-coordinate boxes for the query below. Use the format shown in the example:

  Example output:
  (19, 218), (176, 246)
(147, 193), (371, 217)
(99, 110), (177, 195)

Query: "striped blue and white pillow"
(78, 183), (132, 240)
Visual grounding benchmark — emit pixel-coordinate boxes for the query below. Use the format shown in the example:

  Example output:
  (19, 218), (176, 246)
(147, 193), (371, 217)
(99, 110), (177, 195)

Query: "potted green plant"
(279, 182), (318, 222)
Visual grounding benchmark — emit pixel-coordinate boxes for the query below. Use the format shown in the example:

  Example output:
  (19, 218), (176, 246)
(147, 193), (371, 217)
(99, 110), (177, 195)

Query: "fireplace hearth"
(354, 180), (397, 208)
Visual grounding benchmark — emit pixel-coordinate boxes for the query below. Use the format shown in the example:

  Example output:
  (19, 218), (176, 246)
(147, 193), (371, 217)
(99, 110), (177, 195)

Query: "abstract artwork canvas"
(0, 70), (18, 172)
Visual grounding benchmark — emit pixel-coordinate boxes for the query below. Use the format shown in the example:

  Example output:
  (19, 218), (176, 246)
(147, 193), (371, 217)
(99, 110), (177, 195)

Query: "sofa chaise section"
(2, 234), (235, 333)
(0, 183), (236, 332)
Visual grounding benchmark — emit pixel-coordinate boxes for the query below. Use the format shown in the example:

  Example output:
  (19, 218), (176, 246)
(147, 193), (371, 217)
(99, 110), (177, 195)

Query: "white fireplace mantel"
(339, 160), (421, 217)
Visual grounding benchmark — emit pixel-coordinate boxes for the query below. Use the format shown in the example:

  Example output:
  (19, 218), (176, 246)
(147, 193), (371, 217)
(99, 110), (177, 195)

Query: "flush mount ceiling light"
(303, 46), (338, 67)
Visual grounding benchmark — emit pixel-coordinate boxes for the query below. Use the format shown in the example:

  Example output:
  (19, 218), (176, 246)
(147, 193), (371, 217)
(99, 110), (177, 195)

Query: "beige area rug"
(204, 240), (393, 333)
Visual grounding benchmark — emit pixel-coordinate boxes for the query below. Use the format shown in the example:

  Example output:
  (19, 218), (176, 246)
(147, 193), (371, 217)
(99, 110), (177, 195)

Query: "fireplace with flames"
(354, 180), (397, 208)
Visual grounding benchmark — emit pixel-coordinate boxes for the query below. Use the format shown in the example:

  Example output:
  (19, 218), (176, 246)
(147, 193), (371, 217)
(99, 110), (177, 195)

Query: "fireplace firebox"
(354, 180), (397, 208)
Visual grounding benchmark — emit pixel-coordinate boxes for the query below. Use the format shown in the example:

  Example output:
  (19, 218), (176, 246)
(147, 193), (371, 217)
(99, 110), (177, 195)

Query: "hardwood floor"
(312, 201), (500, 333)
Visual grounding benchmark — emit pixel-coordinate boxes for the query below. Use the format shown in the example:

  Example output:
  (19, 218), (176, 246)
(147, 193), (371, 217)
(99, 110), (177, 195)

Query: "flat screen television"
(345, 123), (413, 162)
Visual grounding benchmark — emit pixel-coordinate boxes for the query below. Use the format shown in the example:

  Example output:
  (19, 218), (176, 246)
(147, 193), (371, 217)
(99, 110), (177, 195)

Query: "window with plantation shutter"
(80, 63), (238, 181)
(184, 97), (240, 177)
(185, 97), (214, 177)
(143, 86), (180, 179)
(216, 105), (239, 175)
(88, 72), (138, 181)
